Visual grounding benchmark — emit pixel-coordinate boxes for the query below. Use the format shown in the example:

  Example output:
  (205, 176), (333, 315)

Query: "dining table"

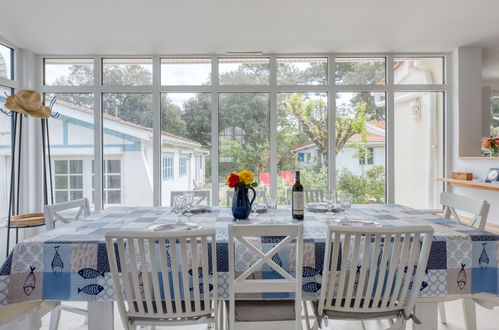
(1, 204), (498, 330)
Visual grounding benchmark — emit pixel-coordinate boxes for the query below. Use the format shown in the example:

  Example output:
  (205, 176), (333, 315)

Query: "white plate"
(330, 219), (380, 227)
(148, 222), (199, 231)
(306, 202), (342, 213)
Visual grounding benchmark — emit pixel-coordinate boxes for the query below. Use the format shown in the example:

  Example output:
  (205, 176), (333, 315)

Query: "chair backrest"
(440, 192), (490, 230)
(43, 198), (91, 230)
(286, 189), (325, 204)
(170, 190), (210, 206)
(318, 225), (433, 319)
(105, 229), (218, 327)
(228, 224), (303, 328)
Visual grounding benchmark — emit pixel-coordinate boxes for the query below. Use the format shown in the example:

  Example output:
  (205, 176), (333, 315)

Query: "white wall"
(452, 47), (499, 225)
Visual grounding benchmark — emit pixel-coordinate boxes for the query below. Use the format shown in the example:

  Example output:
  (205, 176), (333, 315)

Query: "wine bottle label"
(293, 191), (304, 213)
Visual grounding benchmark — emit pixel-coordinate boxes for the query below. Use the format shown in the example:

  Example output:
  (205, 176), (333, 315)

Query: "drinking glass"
(324, 189), (337, 215)
(250, 190), (260, 218)
(173, 195), (185, 223)
(264, 188), (278, 222)
(339, 192), (353, 219)
(183, 192), (194, 217)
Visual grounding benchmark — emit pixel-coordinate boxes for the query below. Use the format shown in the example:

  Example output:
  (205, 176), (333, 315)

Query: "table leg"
(413, 302), (438, 330)
(88, 301), (114, 330)
(462, 298), (477, 330)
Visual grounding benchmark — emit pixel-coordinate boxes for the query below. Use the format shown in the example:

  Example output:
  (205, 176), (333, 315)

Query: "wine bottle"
(292, 171), (304, 220)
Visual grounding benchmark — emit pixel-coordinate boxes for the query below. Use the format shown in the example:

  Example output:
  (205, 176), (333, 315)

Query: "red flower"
(483, 139), (492, 149)
(227, 173), (240, 188)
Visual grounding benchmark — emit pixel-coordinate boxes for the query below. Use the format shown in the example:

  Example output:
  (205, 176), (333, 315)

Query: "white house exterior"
(0, 97), (209, 211)
(291, 121), (386, 176)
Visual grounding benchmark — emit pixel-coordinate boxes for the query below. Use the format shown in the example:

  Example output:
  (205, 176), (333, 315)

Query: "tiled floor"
(40, 299), (498, 330)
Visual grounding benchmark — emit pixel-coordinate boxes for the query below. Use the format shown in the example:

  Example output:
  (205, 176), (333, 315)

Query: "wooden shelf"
(459, 157), (499, 160)
(437, 178), (499, 192)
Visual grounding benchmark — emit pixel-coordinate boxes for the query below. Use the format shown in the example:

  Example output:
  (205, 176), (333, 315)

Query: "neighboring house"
(0, 97), (209, 210)
(290, 121), (386, 176)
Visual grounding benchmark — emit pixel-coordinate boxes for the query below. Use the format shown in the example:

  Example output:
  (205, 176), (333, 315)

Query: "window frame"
(38, 53), (452, 209)
(162, 154), (174, 181)
(179, 155), (188, 177)
(54, 159), (84, 203)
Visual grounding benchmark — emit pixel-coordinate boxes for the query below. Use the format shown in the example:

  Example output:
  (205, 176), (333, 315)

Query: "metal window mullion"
(444, 54), (453, 191)
(152, 56), (161, 206)
(211, 56), (219, 206)
(328, 56), (336, 191)
(386, 55), (395, 204)
(269, 56), (277, 198)
(93, 56), (103, 211)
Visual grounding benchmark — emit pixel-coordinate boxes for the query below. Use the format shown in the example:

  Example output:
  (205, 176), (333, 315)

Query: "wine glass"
(173, 195), (185, 223)
(183, 192), (194, 217)
(324, 189), (337, 215)
(250, 190), (260, 218)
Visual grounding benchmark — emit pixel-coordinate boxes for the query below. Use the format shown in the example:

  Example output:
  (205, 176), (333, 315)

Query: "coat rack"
(1, 93), (59, 256)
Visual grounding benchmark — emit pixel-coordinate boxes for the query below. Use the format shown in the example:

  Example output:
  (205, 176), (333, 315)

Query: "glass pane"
(336, 92), (386, 204)
(103, 58), (152, 86)
(44, 58), (94, 86)
(394, 57), (444, 84)
(277, 93), (328, 204)
(45, 93), (94, 207)
(103, 93), (152, 206)
(55, 176), (68, 189)
(335, 57), (386, 85)
(0, 86), (12, 217)
(219, 93), (269, 205)
(70, 191), (83, 200)
(55, 191), (68, 203)
(107, 191), (121, 204)
(107, 175), (121, 189)
(70, 176), (83, 189)
(394, 92), (444, 208)
(54, 160), (68, 174)
(161, 58), (211, 85)
(277, 58), (327, 85)
(0, 44), (13, 80)
(69, 160), (83, 174)
(219, 58), (269, 85)
(161, 93), (212, 206)
(107, 159), (121, 173)
(492, 97), (499, 133)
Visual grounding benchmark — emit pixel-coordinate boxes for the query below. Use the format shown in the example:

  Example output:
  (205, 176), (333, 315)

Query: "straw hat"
(5, 90), (51, 118)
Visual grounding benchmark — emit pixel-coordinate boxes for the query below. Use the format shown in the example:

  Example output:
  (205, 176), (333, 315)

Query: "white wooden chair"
(228, 223), (304, 330)
(313, 225), (434, 330)
(43, 198), (91, 230)
(105, 229), (219, 330)
(437, 192), (490, 330)
(286, 189), (325, 204)
(42, 198), (91, 330)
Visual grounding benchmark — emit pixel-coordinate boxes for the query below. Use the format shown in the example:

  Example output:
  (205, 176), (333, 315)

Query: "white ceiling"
(3, 0), (499, 82)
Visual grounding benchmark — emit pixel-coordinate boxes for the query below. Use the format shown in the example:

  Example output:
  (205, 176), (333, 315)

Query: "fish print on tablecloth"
(377, 243), (384, 268)
(190, 283), (213, 294)
(166, 244), (172, 268)
(353, 265), (361, 293)
(302, 282), (321, 293)
(302, 266), (322, 278)
(23, 266), (36, 296)
(189, 267), (212, 278)
(457, 263), (467, 289)
(78, 284), (104, 295)
(479, 243), (489, 270)
(51, 246), (64, 274)
(78, 268), (105, 279)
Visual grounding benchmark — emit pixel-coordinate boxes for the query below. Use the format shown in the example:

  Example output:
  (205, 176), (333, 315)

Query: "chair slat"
(127, 239), (145, 315)
(200, 236), (210, 311)
(335, 233), (351, 308)
(158, 239), (173, 314)
(190, 237), (201, 313)
(354, 234), (373, 309)
(380, 233), (402, 309)
(387, 233), (412, 308)
(138, 238), (155, 314)
(179, 238), (192, 314)
(169, 239), (183, 316)
(344, 233), (362, 308)
(323, 231), (341, 310)
(44, 198), (91, 230)
(148, 238), (165, 314)
(117, 239), (136, 314)
(362, 233), (382, 310)
(397, 233), (421, 305)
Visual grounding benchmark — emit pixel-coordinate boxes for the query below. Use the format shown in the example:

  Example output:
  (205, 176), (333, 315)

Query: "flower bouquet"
(226, 170), (257, 220)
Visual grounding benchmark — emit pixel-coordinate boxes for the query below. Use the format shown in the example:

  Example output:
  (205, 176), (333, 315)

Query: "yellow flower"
(238, 170), (254, 185)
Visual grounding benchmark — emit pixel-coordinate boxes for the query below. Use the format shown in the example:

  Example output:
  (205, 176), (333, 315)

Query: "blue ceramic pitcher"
(231, 185), (256, 220)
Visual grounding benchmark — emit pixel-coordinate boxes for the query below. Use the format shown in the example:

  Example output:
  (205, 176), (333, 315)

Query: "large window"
(54, 160), (84, 203)
(40, 55), (448, 208)
(0, 44), (13, 80)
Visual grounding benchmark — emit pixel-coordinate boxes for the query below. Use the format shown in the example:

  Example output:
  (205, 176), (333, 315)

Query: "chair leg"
(462, 298), (477, 330)
(49, 306), (61, 330)
(438, 302), (447, 324)
(303, 301), (312, 330)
